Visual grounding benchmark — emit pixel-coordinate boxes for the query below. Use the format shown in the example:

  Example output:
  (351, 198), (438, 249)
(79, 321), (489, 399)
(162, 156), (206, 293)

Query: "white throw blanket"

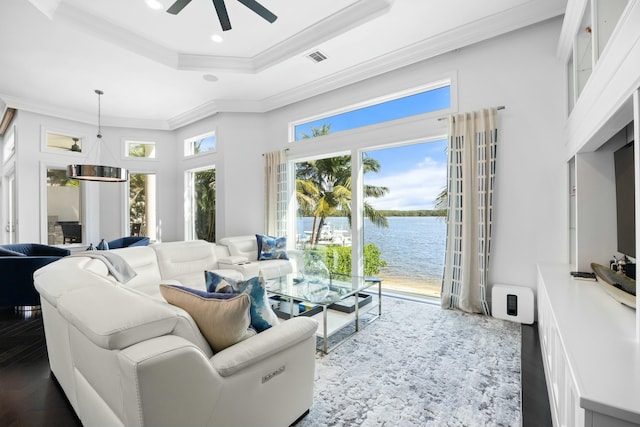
(70, 251), (137, 283)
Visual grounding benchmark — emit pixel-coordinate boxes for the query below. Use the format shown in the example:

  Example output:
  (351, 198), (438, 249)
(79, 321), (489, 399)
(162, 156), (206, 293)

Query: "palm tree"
(296, 124), (389, 246)
(194, 168), (216, 242)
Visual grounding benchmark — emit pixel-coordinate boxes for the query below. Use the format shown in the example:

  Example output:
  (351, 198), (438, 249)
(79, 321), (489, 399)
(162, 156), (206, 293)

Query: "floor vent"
(306, 50), (328, 63)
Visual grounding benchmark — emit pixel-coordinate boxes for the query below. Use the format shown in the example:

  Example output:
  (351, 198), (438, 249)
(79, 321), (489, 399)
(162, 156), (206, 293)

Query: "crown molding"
(259, 0), (567, 113)
(251, 0), (393, 73)
(0, 92), (170, 130)
(54, 0), (392, 74)
(166, 99), (264, 129)
(5, 0), (565, 131)
(55, 3), (178, 68)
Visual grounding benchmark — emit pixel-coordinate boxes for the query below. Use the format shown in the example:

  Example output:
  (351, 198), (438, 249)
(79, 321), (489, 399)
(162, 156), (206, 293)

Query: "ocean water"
(296, 216), (446, 282)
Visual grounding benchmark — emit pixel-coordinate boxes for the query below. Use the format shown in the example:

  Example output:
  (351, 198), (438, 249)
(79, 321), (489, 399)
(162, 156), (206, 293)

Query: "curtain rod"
(262, 148), (290, 156)
(438, 105), (506, 121)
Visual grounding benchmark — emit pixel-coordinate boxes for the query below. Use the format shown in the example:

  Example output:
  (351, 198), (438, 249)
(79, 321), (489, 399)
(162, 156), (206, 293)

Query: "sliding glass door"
(362, 140), (448, 298)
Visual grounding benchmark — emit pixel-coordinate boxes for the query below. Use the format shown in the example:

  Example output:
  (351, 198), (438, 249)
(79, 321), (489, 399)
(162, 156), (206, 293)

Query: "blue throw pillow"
(205, 271), (238, 293)
(256, 234), (288, 261)
(205, 271), (279, 332)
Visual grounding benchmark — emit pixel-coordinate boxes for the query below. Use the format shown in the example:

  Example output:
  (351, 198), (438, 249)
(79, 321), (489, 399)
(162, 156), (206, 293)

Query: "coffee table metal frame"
(266, 274), (382, 353)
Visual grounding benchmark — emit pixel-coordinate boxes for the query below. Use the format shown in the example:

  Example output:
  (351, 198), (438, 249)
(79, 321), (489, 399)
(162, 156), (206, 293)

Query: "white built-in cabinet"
(544, 0), (640, 426)
(567, 0), (629, 109)
(538, 264), (640, 427)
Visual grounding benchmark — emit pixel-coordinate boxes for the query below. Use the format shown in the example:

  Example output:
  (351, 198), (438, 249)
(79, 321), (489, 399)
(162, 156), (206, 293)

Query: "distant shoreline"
(326, 209), (447, 218)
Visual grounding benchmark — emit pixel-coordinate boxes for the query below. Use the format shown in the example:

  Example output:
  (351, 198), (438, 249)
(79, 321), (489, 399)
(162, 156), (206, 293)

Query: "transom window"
(44, 131), (83, 153)
(184, 131), (216, 156)
(126, 140), (156, 158)
(291, 82), (451, 141)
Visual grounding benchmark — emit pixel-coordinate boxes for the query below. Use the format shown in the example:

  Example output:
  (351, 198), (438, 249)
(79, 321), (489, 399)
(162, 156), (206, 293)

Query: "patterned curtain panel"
(264, 150), (288, 237)
(441, 108), (498, 315)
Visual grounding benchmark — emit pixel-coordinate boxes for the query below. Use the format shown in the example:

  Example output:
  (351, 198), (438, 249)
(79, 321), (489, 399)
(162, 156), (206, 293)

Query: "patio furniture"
(59, 222), (82, 244)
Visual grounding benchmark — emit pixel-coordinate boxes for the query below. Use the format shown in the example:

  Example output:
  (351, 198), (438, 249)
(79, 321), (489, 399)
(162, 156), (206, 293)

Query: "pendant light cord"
(95, 89), (103, 139)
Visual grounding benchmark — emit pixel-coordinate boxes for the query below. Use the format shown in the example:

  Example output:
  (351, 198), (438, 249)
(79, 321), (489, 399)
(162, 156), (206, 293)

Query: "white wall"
(259, 18), (567, 293)
(96, 125), (179, 242)
(175, 112), (266, 240)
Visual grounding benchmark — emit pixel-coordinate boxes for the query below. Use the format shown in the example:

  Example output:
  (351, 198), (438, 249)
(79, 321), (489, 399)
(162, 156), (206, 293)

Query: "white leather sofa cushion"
(58, 286), (178, 350)
(218, 235), (260, 261)
(111, 246), (162, 290)
(152, 240), (220, 281)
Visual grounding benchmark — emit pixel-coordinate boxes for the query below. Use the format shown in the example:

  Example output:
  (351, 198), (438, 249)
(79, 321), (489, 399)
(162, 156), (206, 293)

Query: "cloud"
(365, 157), (446, 210)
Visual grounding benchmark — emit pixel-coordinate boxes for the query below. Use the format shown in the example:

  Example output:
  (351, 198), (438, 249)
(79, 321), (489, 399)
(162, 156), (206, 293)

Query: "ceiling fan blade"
(167, 0), (192, 14)
(237, 0), (277, 23)
(212, 0), (232, 31)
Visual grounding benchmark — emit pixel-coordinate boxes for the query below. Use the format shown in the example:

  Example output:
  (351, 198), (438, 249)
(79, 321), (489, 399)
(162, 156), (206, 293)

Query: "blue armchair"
(0, 243), (71, 308)
(106, 236), (150, 249)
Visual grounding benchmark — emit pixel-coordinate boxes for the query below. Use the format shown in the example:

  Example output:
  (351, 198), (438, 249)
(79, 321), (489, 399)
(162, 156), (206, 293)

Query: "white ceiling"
(0, 0), (566, 130)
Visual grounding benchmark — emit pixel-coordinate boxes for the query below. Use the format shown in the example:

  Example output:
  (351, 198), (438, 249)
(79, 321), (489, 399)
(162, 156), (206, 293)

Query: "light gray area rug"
(298, 297), (521, 427)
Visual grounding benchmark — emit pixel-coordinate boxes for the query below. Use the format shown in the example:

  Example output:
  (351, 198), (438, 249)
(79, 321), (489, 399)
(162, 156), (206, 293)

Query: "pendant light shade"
(67, 90), (128, 182)
(67, 164), (128, 182)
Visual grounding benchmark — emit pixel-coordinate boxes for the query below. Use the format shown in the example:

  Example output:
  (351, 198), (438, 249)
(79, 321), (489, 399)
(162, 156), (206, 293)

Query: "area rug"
(298, 296), (521, 427)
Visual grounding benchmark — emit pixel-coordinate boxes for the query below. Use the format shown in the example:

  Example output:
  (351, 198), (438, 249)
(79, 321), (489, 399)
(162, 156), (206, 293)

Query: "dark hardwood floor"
(0, 306), (552, 427)
(0, 307), (81, 427)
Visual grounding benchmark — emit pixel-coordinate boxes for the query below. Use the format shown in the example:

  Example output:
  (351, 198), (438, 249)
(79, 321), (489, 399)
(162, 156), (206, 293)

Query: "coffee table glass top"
(265, 273), (380, 305)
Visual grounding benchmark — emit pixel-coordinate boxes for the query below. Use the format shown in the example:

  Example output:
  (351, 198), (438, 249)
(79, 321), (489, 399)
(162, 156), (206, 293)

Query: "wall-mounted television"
(614, 142), (635, 259)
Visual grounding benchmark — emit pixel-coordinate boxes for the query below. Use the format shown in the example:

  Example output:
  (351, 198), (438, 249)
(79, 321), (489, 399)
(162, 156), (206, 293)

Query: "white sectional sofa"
(34, 239), (317, 427)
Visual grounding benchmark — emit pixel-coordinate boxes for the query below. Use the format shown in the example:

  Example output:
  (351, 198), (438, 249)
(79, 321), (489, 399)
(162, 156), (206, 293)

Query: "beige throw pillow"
(159, 284), (253, 352)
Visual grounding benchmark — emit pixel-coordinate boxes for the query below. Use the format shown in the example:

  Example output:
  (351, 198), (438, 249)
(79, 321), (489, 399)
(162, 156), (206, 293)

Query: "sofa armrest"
(211, 316), (317, 377)
(217, 255), (249, 265)
(58, 286), (178, 350)
(118, 335), (221, 427)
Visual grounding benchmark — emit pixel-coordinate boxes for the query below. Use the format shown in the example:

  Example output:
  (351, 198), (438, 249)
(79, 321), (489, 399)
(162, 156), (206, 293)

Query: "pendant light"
(67, 90), (128, 182)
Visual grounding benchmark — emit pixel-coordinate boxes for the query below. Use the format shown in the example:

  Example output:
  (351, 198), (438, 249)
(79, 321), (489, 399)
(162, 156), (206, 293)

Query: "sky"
(294, 86), (450, 210)
(364, 140), (447, 210)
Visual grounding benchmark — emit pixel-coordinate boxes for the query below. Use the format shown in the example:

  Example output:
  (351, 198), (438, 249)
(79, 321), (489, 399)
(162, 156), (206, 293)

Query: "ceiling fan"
(166, 0), (277, 31)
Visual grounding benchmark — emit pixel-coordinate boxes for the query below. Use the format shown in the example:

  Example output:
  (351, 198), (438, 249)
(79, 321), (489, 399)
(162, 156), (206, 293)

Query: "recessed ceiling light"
(145, 0), (164, 10)
(211, 34), (224, 43)
(203, 74), (219, 82)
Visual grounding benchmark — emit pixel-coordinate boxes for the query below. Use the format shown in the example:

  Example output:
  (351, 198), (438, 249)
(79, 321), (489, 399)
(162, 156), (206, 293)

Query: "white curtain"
(264, 150), (288, 237)
(441, 108), (498, 315)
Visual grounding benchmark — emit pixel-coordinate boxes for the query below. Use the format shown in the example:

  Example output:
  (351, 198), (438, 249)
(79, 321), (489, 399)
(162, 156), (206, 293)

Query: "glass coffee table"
(265, 273), (381, 353)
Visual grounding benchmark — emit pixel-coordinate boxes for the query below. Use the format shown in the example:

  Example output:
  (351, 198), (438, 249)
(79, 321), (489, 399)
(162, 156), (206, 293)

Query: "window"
(185, 131), (216, 156)
(295, 154), (352, 252)
(126, 140), (156, 158)
(129, 173), (157, 240)
(3, 128), (15, 162)
(292, 83), (451, 141)
(45, 131), (83, 153)
(185, 167), (216, 242)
